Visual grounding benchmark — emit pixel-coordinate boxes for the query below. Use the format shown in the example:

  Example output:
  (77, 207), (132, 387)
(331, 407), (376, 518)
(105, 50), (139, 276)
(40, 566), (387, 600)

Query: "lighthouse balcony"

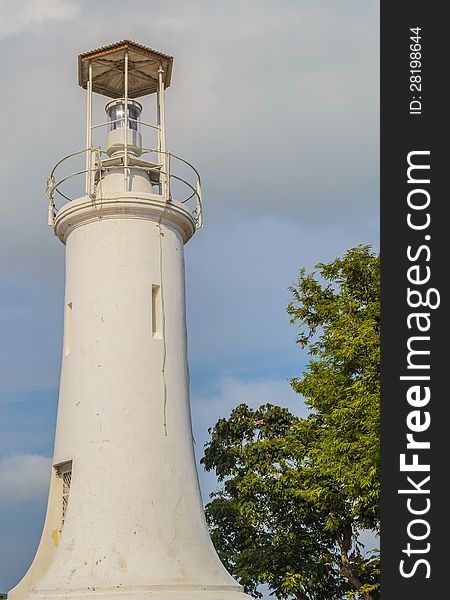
(46, 145), (202, 231)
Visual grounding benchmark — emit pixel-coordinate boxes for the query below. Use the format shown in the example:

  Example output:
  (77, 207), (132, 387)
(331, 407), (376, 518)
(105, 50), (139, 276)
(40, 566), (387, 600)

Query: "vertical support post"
(85, 61), (93, 196)
(158, 66), (168, 200)
(156, 77), (162, 192)
(124, 49), (129, 192)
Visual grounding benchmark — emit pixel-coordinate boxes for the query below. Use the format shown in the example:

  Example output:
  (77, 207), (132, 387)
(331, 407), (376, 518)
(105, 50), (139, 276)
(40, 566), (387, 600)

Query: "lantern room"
(46, 40), (202, 229)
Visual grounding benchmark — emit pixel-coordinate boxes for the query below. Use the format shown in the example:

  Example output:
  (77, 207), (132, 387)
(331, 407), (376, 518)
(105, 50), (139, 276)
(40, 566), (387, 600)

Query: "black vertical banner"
(381, 3), (446, 598)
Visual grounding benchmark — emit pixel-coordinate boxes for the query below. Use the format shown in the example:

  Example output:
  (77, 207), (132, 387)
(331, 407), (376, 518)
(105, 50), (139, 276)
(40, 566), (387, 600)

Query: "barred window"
(62, 470), (72, 528)
(55, 461), (73, 531)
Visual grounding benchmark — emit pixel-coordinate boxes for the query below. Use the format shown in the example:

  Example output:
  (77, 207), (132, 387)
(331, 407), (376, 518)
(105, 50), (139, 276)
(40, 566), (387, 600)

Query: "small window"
(55, 461), (72, 531)
(152, 285), (162, 338)
(64, 302), (72, 356)
(62, 470), (71, 527)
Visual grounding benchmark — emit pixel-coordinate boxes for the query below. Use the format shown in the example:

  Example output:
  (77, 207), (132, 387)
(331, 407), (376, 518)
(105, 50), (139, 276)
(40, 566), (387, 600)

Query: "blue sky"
(0, 0), (379, 591)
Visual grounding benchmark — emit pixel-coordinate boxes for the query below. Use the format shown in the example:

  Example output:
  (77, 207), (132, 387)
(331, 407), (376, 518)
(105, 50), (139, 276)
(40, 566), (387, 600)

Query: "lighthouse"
(9, 41), (250, 600)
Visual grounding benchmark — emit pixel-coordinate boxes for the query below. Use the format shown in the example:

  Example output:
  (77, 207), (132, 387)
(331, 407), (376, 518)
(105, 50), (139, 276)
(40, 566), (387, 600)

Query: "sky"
(0, 0), (379, 592)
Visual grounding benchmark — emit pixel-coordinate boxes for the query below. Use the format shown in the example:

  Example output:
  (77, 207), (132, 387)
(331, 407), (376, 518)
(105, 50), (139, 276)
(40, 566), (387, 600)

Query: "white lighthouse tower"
(9, 41), (250, 600)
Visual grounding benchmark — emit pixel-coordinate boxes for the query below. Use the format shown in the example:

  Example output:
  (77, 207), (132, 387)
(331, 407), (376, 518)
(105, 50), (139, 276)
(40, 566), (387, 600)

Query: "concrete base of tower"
(30, 587), (252, 600)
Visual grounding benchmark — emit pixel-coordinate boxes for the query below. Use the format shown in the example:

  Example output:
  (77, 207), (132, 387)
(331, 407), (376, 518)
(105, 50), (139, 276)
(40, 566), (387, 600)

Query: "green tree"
(202, 246), (380, 600)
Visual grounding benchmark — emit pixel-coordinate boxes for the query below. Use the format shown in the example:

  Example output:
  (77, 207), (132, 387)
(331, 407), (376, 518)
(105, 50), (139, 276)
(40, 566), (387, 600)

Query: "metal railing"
(46, 146), (203, 230)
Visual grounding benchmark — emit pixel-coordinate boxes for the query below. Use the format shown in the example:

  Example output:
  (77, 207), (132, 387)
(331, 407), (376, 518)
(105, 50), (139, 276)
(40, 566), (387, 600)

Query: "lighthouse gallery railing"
(46, 146), (203, 230)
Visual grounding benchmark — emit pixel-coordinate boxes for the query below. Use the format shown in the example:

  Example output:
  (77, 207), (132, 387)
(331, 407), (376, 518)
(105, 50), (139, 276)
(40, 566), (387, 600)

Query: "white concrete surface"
(9, 168), (251, 600)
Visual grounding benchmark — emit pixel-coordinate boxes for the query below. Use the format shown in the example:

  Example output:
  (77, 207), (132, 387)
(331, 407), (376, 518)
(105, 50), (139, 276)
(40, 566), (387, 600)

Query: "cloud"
(0, 454), (52, 507)
(186, 214), (378, 374)
(0, 279), (64, 394)
(0, 0), (79, 38)
(0, 0), (378, 283)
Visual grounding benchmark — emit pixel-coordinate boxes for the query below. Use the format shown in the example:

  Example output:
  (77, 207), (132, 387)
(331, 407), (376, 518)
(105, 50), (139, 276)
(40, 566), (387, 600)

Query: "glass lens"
(107, 103), (140, 131)
(128, 106), (139, 131)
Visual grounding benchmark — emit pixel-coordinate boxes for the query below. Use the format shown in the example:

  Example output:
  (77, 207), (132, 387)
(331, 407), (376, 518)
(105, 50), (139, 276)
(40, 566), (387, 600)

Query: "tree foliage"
(201, 246), (380, 600)
(288, 245), (380, 530)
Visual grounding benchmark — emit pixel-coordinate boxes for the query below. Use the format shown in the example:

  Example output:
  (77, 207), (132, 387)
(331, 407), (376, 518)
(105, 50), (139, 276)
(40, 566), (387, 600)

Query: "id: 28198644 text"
(409, 27), (422, 115)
